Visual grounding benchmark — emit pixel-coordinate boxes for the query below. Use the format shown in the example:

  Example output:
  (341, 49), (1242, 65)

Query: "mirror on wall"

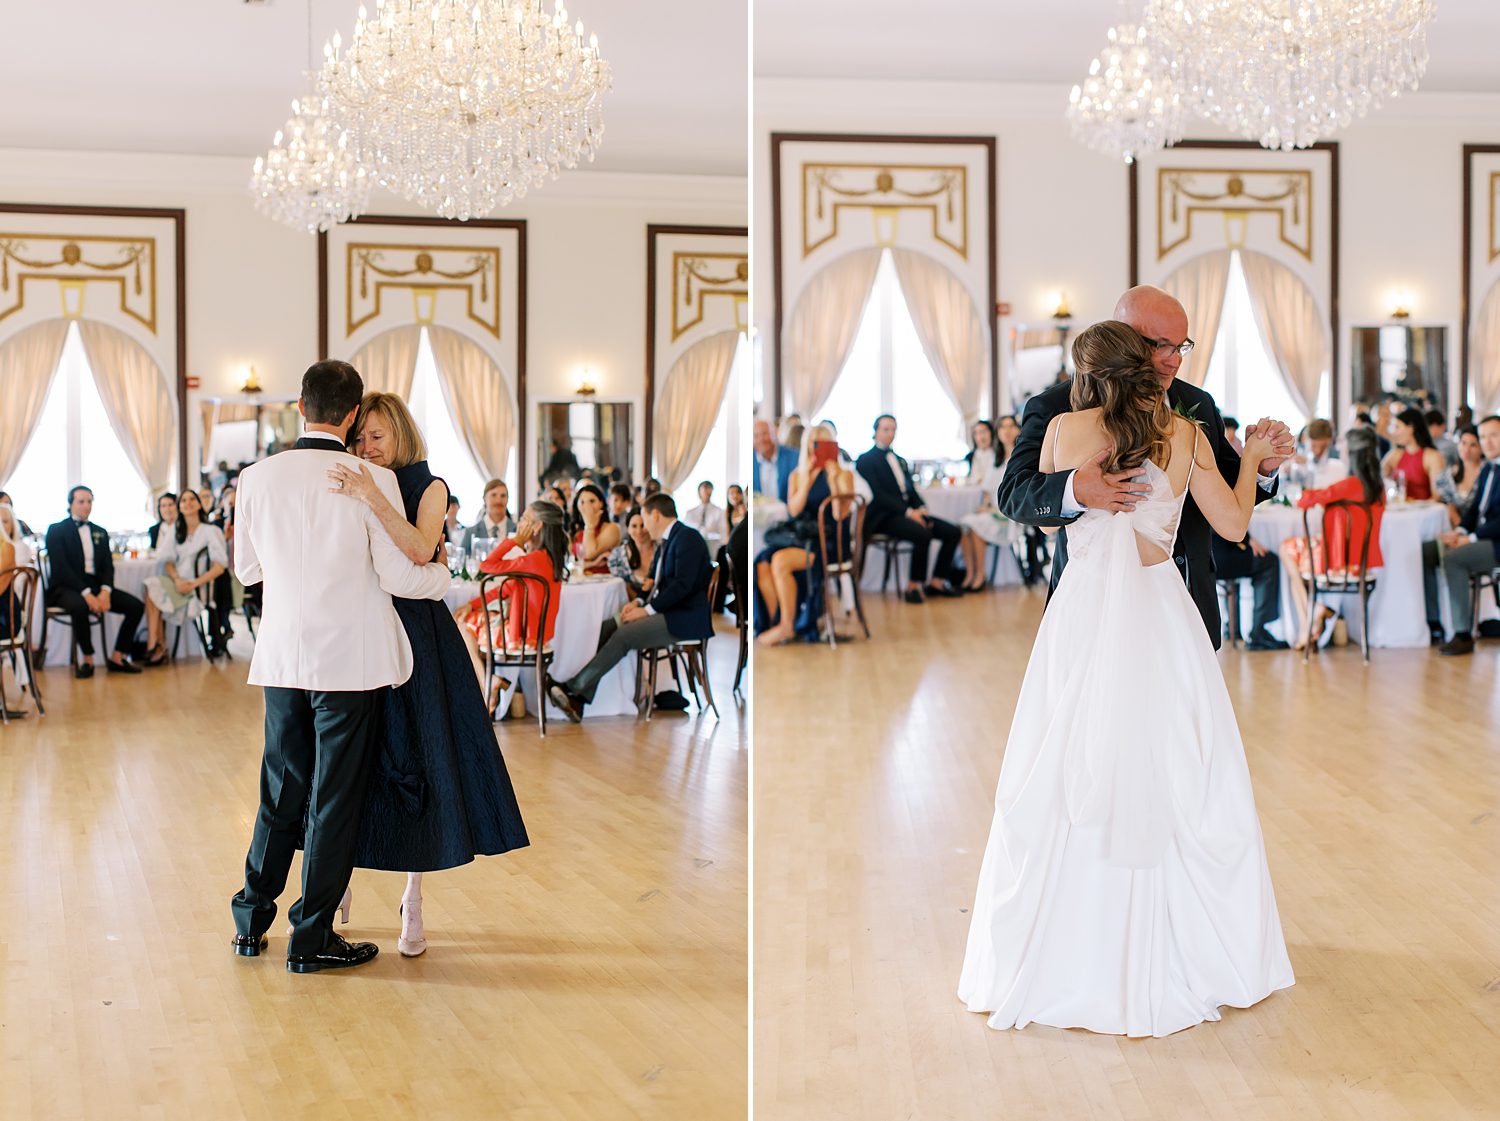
(535, 401), (633, 488)
(1350, 325), (1448, 414)
(199, 397), (302, 482)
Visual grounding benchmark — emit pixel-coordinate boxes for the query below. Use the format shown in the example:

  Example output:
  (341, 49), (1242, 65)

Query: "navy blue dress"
(351, 461), (530, 871)
(752, 470), (850, 641)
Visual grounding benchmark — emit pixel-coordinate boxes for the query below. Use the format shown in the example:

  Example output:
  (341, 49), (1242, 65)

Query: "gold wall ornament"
(801, 162), (969, 259)
(671, 251), (748, 341)
(1489, 172), (1500, 263)
(1156, 168), (1313, 261)
(0, 233), (157, 330)
(346, 242), (501, 338)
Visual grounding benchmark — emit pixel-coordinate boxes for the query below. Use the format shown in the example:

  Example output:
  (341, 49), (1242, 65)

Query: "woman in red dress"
(569, 483), (620, 576)
(1381, 407), (1445, 501)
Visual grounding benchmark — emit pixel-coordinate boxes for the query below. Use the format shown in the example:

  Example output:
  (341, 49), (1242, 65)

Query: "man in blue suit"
(548, 493), (713, 720)
(1438, 414), (1500, 656)
(753, 418), (799, 502)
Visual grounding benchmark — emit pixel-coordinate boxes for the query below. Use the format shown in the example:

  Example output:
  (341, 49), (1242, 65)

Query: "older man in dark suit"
(43, 485), (145, 677)
(1438, 414), (1500, 656)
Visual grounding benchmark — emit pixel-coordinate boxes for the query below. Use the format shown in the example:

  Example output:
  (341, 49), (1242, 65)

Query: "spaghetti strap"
(1050, 413), (1064, 466)
(1184, 424), (1200, 493)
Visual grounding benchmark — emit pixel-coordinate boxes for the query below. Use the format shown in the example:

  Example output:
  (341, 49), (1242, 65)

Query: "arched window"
(405, 326), (512, 518)
(671, 333), (750, 516)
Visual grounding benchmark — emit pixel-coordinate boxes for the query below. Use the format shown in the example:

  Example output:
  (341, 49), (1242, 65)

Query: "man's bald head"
(1113, 285), (1190, 385)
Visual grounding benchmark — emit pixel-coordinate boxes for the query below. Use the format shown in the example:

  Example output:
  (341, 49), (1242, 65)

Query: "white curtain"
(1473, 281), (1500, 415)
(1239, 249), (1330, 420)
(1160, 250), (1233, 388)
(425, 325), (514, 483)
(890, 248), (988, 425)
(655, 331), (740, 493)
(350, 325), (422, 398)
(0, 319), (70, 486)
(76, 320), (176, 494)
(784, 248), (881, 417)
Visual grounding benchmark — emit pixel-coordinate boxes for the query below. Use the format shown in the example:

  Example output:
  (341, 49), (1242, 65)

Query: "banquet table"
(31, 555), (208, 667)
(446, 573), (636, 718)
(1244, 500), (1454, 648)
(858, 483), (1023, 592)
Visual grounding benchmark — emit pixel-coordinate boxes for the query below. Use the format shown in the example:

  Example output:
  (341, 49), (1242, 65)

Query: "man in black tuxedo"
(998, 287), (1296, 649)
(855, 414), (964, 604)
(43, 486), (145, 678)
(548, 493), (713, 721)
(1437, 414), (1500, 656)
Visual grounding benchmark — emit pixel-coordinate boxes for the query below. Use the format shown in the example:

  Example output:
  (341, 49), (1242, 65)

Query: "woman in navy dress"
(326, 392), (529, 957)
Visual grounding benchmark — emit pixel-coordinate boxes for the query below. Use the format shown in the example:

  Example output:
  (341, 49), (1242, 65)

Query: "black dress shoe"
(547, 682), (585, 723)
(1245, 633), (1289, 651)
(903, 588), (925, 605)
(105, 657), (142, 674)
(926, 583), (963, 599)
(73, 663), (94, 679)
(1439, 635), (1475, 657)
(287, 932), (379, 973)
(232, 933), (269, 957)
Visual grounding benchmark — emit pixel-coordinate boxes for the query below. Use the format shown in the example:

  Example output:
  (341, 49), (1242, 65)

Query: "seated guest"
(778, 415), (803, 447)
(608, 483), (634, 529)
(684, 480), (728, 540)
(1437, 414), (1500, 656)
(1212, 534), (1286, 652)
(644, 477), (663, 498)
(444, 494), (463, 545)
(608, 508), (657, 599)
(1426, 408), (1461, 469)
(557, 477), (576, 508)
(545, 484), (568, 509)
(140, 487), (228, 666)
(460, 479), (515, 553)
(756, 423), (856, 645)
(1383, 407), (1445, 501)
(0, 493), (35, 538)
(855, 413), (963, 603)
(725, 484), (747, 531)
(0, 505), (34, 717)
(1447, 425), (1485, 525)
(957, 420), (1010, 592)
(570, 483), (621, 575)
(547, 494), (712, 722)
(43, 485), (146, 677)
(1286, 418), (1347, 488)
(753, 418), (799, 502)
(453, 501), (569, 713)
(147, 492), (179, 549)
(197, 487), (217, 520)
(1278, 427), (1385, 649)
(1222, 416), (1244, 454)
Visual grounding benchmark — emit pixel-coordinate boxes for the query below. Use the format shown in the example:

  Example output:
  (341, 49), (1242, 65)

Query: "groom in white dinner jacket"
(229, 360), (451, 973)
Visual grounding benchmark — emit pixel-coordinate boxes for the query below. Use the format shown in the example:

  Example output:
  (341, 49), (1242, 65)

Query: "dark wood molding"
(644, 223), (748, 482)
(768, 131), (999, 419)
(0, 201), (190, 488)
(1461, 145), (1500, 411)
(1127, 140), (1342, 421)
(316, 213), (529, 496)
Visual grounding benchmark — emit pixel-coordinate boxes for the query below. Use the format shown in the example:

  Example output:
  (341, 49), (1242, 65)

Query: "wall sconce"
(1389, 289), (1413, 319)
(871, 205), (900, 247)
(412, 287), (438, 324)
(242, 366), (263, 394)
(59, 279), (86, 318)
(575, 368), (597, 397)
(1048, 291), (1072, 320)
(734, 293), (749, 334)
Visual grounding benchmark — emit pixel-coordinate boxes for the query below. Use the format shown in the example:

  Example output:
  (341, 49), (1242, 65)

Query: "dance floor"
(754, 588), (1500, 1121)
(0, 621), (746, 1121)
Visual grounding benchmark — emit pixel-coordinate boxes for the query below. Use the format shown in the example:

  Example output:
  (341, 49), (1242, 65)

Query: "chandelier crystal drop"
(250, 88), (373, 234)
(1066, 22), (1184, 164)
(320, 0), (612, 221)
(1145, 0), (1437, 151)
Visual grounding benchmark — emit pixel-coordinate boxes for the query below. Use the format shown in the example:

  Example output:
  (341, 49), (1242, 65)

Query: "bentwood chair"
(1299, 499), (1378, 665)
(725, 550), (749, 699)
(1471, 564), (1500, 642)
(0, 566), (45, 720)
(168, 549), (223, 663)
(476, 571), (555, 736)
(863, 533), (913, 594)
(1216, 578), (1245, 648)
(36, 547), (108, 673)
(816, 493), (868, 648)
(638, 565), (720, 721)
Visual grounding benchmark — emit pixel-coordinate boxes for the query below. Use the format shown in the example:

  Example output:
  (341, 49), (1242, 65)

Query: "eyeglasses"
(1142, 335), (1195, 358)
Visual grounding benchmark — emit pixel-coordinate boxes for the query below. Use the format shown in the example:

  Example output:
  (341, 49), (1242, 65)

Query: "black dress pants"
(869, 513), (961, 584)
(231, 687), (380, 956)
(1211, 538), (1281, 640)
(47, 586), (143, 657)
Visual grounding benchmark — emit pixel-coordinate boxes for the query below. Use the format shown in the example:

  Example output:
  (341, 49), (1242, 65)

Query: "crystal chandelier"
(321, 0), (611, 221)
(1145, 0), (1437, 151)
(1066, 22), (1183, 163)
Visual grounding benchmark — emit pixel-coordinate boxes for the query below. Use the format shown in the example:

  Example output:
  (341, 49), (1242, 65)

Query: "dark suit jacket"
(460, 515), (516, 555)
(855, 445), (926, 532)
(44, 518), (115, 596)
(997, 378), (1276, 648)
(754, 446), (800, 502)
(1460, 461), (1500, 541)
(643, 521), (714, 641)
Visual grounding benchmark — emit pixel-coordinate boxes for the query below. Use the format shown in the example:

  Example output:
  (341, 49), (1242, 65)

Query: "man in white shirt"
(460, 478), (516, 554)
(684, 480), (728, 540)
(1438, 414), (1500, 656)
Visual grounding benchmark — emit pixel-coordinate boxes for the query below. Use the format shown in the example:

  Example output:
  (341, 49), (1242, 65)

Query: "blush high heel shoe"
(398, 898), (427, 957)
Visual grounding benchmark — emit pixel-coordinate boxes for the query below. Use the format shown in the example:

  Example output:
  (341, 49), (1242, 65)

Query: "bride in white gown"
(959, 321), (1294, 1038)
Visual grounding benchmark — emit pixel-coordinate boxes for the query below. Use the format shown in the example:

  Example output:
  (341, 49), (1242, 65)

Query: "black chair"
(0, 566), (45, 720)
(476, 571), (555, 736)
(36, 547), (108, 672)
(1300, 499), (1378, 664)
(1471, 564), (1500, 640)
(168, 549), (222, 662)
(725, 550), (749, 699)
(863, 534), (913, 593)
(1217, 578), (1245, 648)
(638, 565), (720, 721)
(816, 493), (868, 647)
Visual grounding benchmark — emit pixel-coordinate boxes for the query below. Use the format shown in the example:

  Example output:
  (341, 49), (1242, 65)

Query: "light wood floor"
(754, 587), (1500, 1121)
(0, 621), (746, 1121)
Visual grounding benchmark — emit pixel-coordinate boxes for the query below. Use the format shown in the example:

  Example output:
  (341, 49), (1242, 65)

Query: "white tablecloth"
(859, 484), (1022, 592)
(1246, 501), (1451, 648)
(446, 574), (636, 718)
(32, 556), (207, 666)
(919, 483), (987, 524)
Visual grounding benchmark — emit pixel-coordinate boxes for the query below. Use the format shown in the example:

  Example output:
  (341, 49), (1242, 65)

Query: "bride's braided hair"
(1069, 320), (1178, 474)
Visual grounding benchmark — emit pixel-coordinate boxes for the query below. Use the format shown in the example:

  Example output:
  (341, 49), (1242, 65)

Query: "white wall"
(754, 79), (1500, 421)
(0, 147), (744, 495)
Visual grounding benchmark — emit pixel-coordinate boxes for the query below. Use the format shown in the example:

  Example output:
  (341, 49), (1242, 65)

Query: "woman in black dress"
(326, 392), (529, 957)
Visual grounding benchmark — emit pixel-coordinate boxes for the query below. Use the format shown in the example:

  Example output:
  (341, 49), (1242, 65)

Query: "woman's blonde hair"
(1069, 320), (1176, 473)
(349, 391), (427, 469)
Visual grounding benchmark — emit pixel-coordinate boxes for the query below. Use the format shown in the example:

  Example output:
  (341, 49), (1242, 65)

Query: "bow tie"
(73, 520), (87, 528)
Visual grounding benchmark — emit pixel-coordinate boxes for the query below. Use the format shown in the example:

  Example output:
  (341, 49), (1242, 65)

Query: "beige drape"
(890, 248), (988, 425)
(655, 330), (740, 493)
(350, 325), (422, 397)
(1160, 250), (1233, 387)
(1473, 281), (1500, 414)
(784, 248), (881, 417)
(0, 319), (70, 485)
(1238, 249), (1330, 421)
(425, 325), (514, 482)
(76, 320), (176, 493)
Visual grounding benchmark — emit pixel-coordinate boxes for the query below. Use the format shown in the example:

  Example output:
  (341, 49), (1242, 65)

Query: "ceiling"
(754, 0), (1500, 93)
(0, 0), (747, 176)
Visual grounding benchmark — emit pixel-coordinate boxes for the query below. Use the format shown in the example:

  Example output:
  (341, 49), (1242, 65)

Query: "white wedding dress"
(958, 433), (1294, 1037)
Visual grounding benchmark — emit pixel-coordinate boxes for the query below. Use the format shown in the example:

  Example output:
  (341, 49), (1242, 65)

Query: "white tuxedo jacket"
(234, 435), (451, 691)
